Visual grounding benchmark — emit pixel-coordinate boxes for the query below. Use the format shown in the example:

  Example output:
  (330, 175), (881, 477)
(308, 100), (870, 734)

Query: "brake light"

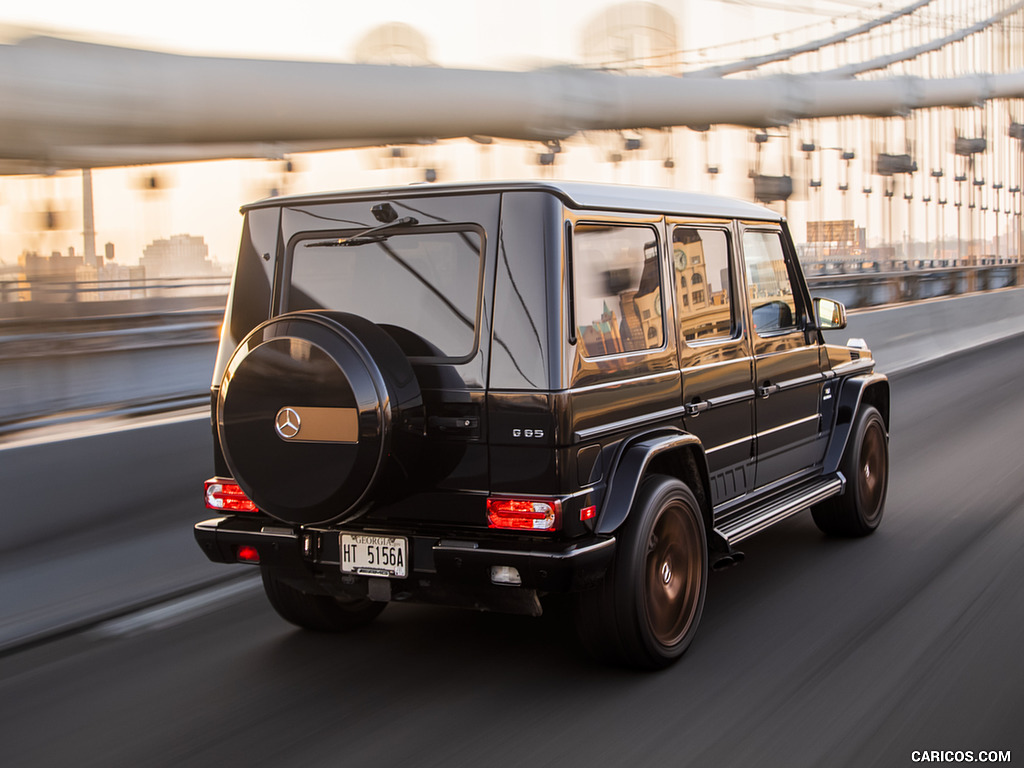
(204, 478), (258, 513)
(487, 497), (560, 531)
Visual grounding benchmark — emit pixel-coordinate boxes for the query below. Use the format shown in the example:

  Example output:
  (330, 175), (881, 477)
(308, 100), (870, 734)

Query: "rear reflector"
(486, 497), (560, 531)
(205, 478), (258, 513)
(236, 545), (260, 563)
(580, 505), (597, 522)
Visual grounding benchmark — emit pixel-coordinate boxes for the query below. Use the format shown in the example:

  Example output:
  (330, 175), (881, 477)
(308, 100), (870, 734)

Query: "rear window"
(286, 225), (484, 362)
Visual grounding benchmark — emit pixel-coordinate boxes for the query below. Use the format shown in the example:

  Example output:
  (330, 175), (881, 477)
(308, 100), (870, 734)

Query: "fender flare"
(596, 430), (712, 537)
(823, 372), (890, 475)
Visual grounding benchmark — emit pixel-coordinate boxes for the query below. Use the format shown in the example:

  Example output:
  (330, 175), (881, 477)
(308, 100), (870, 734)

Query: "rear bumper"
(429, 536), (615, 593)
(195, 516), (615, 608)
(195, 516), (306, 567)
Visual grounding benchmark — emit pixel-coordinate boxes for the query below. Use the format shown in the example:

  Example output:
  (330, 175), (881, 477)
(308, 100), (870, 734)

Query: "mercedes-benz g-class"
(195, 181), (889, 669)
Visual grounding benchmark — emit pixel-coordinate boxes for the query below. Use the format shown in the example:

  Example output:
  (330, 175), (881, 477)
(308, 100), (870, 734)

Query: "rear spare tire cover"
(217, 311), (421, 525)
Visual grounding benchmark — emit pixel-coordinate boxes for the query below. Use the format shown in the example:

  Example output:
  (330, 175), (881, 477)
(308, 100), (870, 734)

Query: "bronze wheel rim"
(858, 420), (887, 523)
(645, 500), (703, 648)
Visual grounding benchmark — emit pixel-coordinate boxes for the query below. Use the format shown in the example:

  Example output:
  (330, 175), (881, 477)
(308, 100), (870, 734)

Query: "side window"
(672, 227), (734, 342)
(574, 223), (663, 357)
(742, 230), (798, 336)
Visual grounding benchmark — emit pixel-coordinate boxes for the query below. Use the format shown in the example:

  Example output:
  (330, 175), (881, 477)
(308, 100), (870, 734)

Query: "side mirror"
(813, 297), (847, 330)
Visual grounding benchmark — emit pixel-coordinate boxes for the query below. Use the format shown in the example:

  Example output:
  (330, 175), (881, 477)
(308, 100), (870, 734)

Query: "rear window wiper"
(304, 216), (418, 248)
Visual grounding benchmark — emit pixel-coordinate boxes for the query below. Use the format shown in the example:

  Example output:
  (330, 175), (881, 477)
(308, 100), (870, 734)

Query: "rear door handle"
(685, 400), (712, 416)
(428, 416), (480, 433)
(758, 383), (780, 398)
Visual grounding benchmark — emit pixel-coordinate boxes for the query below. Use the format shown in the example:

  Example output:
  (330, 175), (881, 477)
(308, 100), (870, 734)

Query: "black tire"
(261, 569), (386, 631)
(575, 475), (708, 669)
(812, 404), (888, 537)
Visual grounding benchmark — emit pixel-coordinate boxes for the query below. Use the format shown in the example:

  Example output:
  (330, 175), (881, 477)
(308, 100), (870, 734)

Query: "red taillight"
(204, 478), (258, 513)
(236, 545), (260, 563)
(487, 497), (560, 532)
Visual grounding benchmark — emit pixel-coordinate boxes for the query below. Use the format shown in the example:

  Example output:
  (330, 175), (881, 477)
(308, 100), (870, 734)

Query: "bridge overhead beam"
(3, 37), (1024, 170)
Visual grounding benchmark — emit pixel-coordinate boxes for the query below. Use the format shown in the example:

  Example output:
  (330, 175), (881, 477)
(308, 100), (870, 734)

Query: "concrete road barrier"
(824, 287), (1024, 374)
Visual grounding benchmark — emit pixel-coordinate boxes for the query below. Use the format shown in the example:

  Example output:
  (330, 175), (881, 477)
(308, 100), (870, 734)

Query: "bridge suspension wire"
(822, 0), (1024, 78)
(659, 1), (1024, 275)
(694, 0), (935, 77)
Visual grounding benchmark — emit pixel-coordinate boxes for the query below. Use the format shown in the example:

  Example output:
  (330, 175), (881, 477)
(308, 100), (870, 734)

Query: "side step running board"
(714, 474), (845, 546)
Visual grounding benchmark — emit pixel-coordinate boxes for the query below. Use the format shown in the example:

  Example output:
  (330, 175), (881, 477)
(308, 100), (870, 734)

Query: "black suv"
(195, 181), (889, 668)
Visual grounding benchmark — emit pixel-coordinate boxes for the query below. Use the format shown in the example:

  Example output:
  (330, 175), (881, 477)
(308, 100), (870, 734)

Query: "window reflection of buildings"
(674, 232), (731, 342)
(579, 255), (662, 357)
(580, 300), (624, 356)
(746, 250), (791, 301)
(673, 233), (709, 311)
(746, 259), (795, 337)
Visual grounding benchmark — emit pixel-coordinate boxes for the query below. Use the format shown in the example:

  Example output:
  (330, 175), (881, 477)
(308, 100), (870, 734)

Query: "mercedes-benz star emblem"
(275, 407), (302, 439)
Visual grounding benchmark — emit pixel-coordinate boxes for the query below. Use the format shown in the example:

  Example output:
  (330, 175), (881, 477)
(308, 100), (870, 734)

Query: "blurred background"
(2, 4), (1024, 766)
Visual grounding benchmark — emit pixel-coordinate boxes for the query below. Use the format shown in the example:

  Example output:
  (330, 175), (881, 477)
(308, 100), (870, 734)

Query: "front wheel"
(812, 404), (888, 537)
(261, 568), (386, 631)
(575, 475), (708, 669)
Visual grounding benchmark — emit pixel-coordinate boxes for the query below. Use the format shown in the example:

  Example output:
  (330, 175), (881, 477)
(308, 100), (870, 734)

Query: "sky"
(1, 0), (601, 68)
(0, 0), (873, 269)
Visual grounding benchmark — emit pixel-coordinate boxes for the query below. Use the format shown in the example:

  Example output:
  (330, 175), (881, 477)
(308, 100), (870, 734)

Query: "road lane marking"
(0, 407), (208, 451)
(90, 576), (261, 638)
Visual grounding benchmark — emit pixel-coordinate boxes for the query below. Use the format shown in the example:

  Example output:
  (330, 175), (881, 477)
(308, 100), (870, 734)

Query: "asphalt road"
(2, 336), (1023, 768)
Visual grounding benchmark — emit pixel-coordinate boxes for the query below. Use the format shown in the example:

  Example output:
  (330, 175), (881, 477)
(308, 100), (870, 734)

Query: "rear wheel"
(812, 404), (888, 537)
(261, 569), (385, 631)
(575, 475), (707, 669)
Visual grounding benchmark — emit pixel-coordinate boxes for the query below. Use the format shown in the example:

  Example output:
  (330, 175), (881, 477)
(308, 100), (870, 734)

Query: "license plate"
(340, 534), (408, 578)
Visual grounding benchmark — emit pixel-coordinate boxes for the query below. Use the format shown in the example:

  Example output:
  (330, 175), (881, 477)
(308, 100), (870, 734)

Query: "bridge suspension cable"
(695, 0), (935, 77)
(823, 0), (1024, 78)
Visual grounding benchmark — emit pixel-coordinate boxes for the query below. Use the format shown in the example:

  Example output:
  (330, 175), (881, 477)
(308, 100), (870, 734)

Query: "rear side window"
(573, 224), (663, 357)
(672, 227), (734, 343)
(213, 207), (278, 387)
(287, 226), (483, 362)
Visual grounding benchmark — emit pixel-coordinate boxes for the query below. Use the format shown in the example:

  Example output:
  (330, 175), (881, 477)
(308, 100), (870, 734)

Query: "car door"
(566, 214), (680, 448)
(740, 225), (828, 490)
(670, 222), (755, 505)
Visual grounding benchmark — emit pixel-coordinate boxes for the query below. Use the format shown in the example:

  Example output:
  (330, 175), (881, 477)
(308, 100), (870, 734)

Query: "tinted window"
(288, 227), (482, 360)
(672, 227), (734, 342)
(214, 207), (278, 387)
(742, 230), (798, 335)
(573, 224), (663, 357)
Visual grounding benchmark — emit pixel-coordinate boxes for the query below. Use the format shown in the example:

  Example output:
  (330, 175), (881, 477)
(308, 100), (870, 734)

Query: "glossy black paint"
(671, 220), (754, 505)
(490, 191), (562, 390)
(197, 181), (887, 616)
(742, 224), (829, 487)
